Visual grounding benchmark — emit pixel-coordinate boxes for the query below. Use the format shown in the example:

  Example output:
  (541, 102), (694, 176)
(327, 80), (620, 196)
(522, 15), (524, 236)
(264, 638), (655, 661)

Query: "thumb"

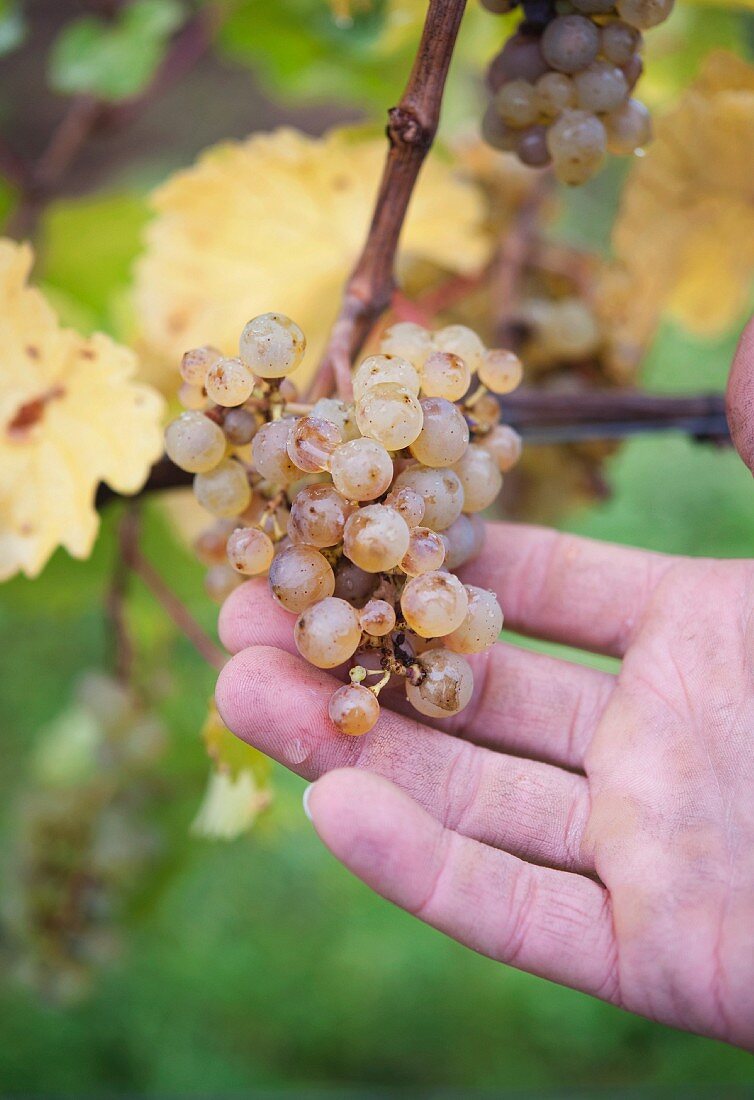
(727, 315), (754, 477)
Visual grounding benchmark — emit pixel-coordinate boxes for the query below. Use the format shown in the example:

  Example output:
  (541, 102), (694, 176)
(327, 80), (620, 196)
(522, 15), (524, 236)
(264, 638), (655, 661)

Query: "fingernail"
(302, 783), (314, 821)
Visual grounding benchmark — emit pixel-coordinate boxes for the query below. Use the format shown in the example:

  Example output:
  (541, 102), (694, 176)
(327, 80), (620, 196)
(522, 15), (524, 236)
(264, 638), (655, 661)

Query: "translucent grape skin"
(480, 424), (522, 472)
(379, 322), (433, 369)
(401, 570), (469, 638)
(546, 109), (607, 186)
(406, 648), (474, 719)
(343, 504), (411, 572)
(574, 61), (629, 114)
(164, 411), (226, 473)
(420, 351), (471, 402)
(269, 545), (335, 613)
(453, 445), (503, 513)
(355, 383), (424, 451)
(440, 514), (479, 570)
(294, 597), (362, 669)
(328, 683), (380, 736)
(541, 15), (601, 74)
(384, 486), (425, 528)
(288, 484), (354, 548)
(534, 72), (576, 118)
(226, 526), (275, 575)
(205, 356), (255, 407)
(251, 419), (300, 484)
(329, 437), (394, 502)
(478, 349), (523, 394)
(616, 0), (674, 29)
(180, 345), (221, 386)
(444, 585), (504, 654)
(239, 312), (306, 378)
(223, 407), (259, 446)
(494, 80), (538, 128)
(605, 98), (651, 154)
(194, 458), (251, 518)
(400, 526), (446, 577)
(601, 21), (642, 65)
(433, 324), (486, 374)
(179, 382), (206, 410)
(352, 354), (420, 401)
(287, 414), (342, 473)
(392, 466), (465, 531)
(359, 599), (397, 637)
(410, 398), (469, 467)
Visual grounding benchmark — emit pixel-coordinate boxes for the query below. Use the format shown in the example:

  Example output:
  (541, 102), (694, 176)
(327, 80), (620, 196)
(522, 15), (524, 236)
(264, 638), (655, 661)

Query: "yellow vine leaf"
(601, 52), (754, 372)
(0, 240), (165, 581)
(134, 127), (491, 392)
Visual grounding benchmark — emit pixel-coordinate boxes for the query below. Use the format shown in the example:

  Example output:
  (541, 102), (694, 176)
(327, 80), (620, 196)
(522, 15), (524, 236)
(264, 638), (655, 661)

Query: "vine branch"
(310, 0), (468, 401)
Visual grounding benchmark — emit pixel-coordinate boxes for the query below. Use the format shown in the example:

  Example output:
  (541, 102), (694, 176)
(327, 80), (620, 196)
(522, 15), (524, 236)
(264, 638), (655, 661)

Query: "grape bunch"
(480, 0), (671, 183)
(164, 314), (524, 737)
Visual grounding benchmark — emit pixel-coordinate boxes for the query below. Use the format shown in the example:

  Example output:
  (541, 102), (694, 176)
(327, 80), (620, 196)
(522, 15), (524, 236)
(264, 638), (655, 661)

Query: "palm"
(216, 524), (754, 1050)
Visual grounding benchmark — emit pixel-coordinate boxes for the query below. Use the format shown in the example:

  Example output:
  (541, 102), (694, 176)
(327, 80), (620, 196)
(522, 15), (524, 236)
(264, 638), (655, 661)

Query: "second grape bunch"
(165, 314), (524, 736)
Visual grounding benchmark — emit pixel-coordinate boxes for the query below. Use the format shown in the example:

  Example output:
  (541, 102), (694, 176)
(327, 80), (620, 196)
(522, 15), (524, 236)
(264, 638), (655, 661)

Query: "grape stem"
(310, 0), (469, 402)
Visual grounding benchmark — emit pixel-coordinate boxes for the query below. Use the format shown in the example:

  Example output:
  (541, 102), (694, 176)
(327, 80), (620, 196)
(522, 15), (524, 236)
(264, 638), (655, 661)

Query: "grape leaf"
(0, 0), (25, 56)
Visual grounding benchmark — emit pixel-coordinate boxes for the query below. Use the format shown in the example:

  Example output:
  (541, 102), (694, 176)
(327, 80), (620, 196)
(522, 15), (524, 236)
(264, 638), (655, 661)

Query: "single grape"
(353, 354), (421, 401)
(442, 514), (480, 570)
(420, 351), (471, 402)
(269, 545), (335, 612)
(469, 391), (502, 431)
(400, 526), (446, 577)
(516, 125), (553, 168)
(487, 33), (549, 91)
(194, 458), (252, 518)
(343, 504), (411, 572)
(180, 345), (221, 386)
(478, 348), (523, 394)
(494, 80), (538, 128)
(433, 325), (486, 374)
(205, 356), (255, 407)
(287, 414), (343, 473)
(383, 486), (425, 528)
(359, 599), (397, 637)
(401, 571), (469, 638)
(251, 418), (299, 483)
(329, 437), (394, 501)
(288, 484), (354, 548)
(541, 15), (600, 74)
(239, 312), (306, 378)
(605, 97), (651, 154)
(453, 445), (503, 513)
(310, 397), (360, 442)
(328, 683), (380, 736)
(481, 104), (518, 152)
(355, 383), (424, 451)
(223, 407), (259, 446)
(534, 72), (576, 118)
(333, 559), (376, 604)
(178, 382), (206, 410)
(621, 54), (643, 91)
(546, 109), (606, 185)
(294, 597), (362, 668)
(194, 519), (238, 566)
(541, 298), (601, 358)
(392, 465), (465, 531)
(164, 411), (226, 473)
(406, 648), (474, 718)
(479, 424), (522, 472)
(445, 585), (504, 654)
(616, 0), (673, 28)
(409, 397), (470, 467)
(205, 563), (243, 604)
(379, 322), (433, 369)
(574, 60), (629, 114)
(227, 526), (275, 575)
(601, 21), (642, 65)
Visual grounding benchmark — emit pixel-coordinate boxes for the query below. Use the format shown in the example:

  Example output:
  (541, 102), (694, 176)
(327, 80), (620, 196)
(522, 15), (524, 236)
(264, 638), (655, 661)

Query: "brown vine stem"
(310, 0), (468, 402)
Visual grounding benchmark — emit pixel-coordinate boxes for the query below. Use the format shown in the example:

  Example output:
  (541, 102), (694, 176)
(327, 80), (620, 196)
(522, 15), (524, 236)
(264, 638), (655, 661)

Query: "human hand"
(215, 523), (754, 1050)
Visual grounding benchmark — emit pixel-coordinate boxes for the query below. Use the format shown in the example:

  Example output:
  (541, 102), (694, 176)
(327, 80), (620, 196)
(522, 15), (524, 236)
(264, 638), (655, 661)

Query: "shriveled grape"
(406, 649), (474, 719)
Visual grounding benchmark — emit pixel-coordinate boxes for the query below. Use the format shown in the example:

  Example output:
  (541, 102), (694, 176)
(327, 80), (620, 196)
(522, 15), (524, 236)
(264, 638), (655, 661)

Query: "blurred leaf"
(48, 0), (185, 102)
(0, 0), (25, 56)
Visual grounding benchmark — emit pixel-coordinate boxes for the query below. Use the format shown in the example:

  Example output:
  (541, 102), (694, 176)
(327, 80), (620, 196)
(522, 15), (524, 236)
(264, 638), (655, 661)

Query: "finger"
(461, 523), (677, 657)
(307, 769), (619, 1001)
(219, 580), (615, 769)
(728, 314), (754, 476)
(216, 646), (595, 874)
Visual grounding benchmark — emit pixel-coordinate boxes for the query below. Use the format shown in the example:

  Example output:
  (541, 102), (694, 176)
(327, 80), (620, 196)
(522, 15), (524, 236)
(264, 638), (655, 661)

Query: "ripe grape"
(194, 458), (252, 518)
(541, 15), (600, 74)
(440, 514), (478, 570)
(453, 445), (503, 513)
(616, 0), (673, 28)
(392, 465), (465, 531)
(406, 649), (474, 719)
(353, 354), (420, 401)
(481, 105), (518, 152)
(269, 545), (335, 612)
(601, 21), (642, 65)
(355, 383), (424, 451)
(227, 526), (275, 575)
(379, 322), (432, 369)
(178, 382), (207, 410)
(546, 109), (606, 185)
(433, 325), (485, 374)
(223, 407), (259, 446)
(384, 486), (425, 528)
(420, 351), (471, 402)
(534, 72), (576, 118)
(310, 397), (360, 441)
(487, 33), (549, 91)
(401, 571), (469, 638)
(329, 437), (394, 501)
(516, 126), (552, 168)
(605, 97), (651, 154)
(359, 599), (397, 637)
(205, 356), (255, 407)
(478, 348), (523, 394)
(410, 398), (470, 467)
(445, 586), (504, 653)
(294, 597), (362, 669)
(494, 80), (538, 128)
(181, 345), (220, 386)
(333, 559), (376, 604)
(251, 418), (299, 484)
(205, 563), (243, 604)
(288, 484), (354, 548)
(470, 392), (502, 431)
(574, 60), (629, 114)
(343, 504), (411, 572)
(328, 683), (380, 736)
(540, 298), (601, 358)
(479, 424), (522, 472)
(164, 411), (226, 474)
(287, 414), (342, 473)
(239, 312), (306, 378)
(194, 519), (238, 566)
(400, 526), (446, 577)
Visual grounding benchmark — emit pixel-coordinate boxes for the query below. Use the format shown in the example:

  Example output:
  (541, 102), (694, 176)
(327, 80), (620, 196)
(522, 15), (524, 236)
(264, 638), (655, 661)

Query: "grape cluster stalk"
(164, 314), (524, 736)
(480, 0), (672, 183)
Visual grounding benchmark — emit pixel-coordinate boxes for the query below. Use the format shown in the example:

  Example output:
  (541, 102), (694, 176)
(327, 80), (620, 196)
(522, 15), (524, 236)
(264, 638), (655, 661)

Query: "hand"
(215, 525), (754, 1050)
